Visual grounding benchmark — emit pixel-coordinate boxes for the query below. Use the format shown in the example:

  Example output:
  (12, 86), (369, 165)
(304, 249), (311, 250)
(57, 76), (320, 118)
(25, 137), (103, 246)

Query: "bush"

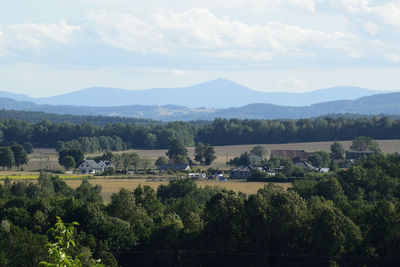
(103, 166), (116, 176)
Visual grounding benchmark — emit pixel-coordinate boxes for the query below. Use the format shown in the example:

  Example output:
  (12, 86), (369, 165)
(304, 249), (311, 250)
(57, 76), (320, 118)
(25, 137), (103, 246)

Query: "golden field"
(64, 178), (292, 201)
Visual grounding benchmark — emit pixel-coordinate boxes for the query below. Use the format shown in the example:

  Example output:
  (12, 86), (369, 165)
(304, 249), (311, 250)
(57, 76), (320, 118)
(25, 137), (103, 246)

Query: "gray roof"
(295, 161), (317, 171)
(158, 164), (190, 171)
(80, 159), (102, 170)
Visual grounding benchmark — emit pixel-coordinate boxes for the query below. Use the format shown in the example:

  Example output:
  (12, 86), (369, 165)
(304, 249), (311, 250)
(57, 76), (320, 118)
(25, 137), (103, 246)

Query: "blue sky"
(0, 0), (400, 97)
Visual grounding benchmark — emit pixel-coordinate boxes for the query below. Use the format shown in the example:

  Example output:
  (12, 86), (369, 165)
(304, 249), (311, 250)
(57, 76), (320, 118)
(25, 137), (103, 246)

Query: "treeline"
(2, 154), (400, 266)
(0, 109), (156, 126)
(1, 116), (400, 152)
(0, 143), (29, 170)
(56, 136), (127, 154)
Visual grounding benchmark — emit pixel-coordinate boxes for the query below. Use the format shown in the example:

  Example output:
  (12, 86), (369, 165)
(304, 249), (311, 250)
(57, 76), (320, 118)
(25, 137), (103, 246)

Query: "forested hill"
(0, 109), (157, 126)
(1, 92), (400, 121)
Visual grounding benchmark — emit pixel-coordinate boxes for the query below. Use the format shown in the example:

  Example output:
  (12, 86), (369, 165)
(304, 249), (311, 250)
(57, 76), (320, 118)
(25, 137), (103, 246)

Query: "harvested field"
(64, 178), (291, 201)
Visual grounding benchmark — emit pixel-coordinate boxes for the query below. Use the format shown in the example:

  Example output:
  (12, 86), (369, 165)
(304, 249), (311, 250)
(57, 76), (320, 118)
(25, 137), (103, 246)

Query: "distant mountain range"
(1, 92), (400, 121)
(0, 78), (383, 108)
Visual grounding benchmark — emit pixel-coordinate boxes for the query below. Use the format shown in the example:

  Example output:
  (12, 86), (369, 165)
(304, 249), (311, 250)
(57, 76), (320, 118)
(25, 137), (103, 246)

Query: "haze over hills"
(1, 92), (400, 121)
(0, 78), (382, 108)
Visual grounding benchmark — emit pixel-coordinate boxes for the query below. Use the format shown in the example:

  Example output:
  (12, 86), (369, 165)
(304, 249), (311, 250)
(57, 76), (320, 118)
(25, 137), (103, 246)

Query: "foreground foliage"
(1, 154), (400, 266)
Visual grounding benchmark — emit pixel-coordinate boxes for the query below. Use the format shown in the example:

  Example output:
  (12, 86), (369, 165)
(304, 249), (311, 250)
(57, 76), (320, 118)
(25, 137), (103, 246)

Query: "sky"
(0, 0), (400, 97)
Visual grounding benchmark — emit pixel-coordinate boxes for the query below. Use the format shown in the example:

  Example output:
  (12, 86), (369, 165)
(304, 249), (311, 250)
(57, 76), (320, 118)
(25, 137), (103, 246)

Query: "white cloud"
(387, 54), (400, 63)
(7, 20), (80, 50)
(335, 0), (400, 29)
(285, 0), (316, 12)
(364, 22), (378, 35)
(276, 77), (309, 89)
(85, 8), (360, 61)
(0, 29), (6, 56)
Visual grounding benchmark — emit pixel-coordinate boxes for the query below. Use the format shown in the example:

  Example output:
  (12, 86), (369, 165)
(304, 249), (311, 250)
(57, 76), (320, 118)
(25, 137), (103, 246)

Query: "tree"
(167, 139), (188, 162)
(155, 156), (168, 167)
(58, 149), (84, 169)
(111, 154), (122, 170)
(23, 142), (34, 154)
(350, 136), (381, 153)
(141, 159), (151, 170)
(194, 142), (216, 165)
(308, 151), (331, 168)
(194, 142), (205, 163)
(60, 156), (75, 171)
(130, 153), (141, 170)
(174, 155), (189, 164)
(250, 145), (266, 158)
(204, 145), (216, 165)
(103, 166), (116, 176)
(0, 147), (15, 170)
(101, 151), (113, 161)
(11, 143), (28, 169)
(228, 152), (250, 166)
(120, 153), (141, 171)
(39, 217), (82, 267)
(121, 153), (132, 171)
(330, 141), (345, 159)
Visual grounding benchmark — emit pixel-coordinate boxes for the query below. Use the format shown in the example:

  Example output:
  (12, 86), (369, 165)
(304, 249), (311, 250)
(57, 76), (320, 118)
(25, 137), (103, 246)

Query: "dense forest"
(1, 154), (400, 266)
(0, 109), (155, 126)
(0, 116), (399, 153)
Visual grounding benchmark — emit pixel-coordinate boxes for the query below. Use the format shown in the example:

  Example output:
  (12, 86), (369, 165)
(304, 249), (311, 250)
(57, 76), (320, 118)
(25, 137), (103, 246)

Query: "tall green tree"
(204, 144), (216, 165)
(58, 148), (84, 169)
(330, 141), (345, 159)
(60, 156), (75, 171)
(167, 138), (188, 162)
(121, 153), (132, 171)
(250, 145), (266, 158)
(0, 147), (15, 170)
(194, 142), (216, 165)
(11, 143), (28, 169)
(350, 136), (381, 153)
(308, 151), (331, 168)
(194, 142), (205, 163)
(155, 156), (168, 167)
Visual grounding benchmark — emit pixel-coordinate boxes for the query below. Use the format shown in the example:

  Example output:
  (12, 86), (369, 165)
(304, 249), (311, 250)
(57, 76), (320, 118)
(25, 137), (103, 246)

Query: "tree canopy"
(350, 136), (381, 153)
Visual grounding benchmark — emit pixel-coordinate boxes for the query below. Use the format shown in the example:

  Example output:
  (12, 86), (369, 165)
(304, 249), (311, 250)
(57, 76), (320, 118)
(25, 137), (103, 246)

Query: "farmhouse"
(78, 160), (106, 174)
(270, 150), (309, 162)
(295, 161), (330, 173)
(188, 173), (207, 180)
(295, 161), (318, 172)
(158, 163), (191, 173)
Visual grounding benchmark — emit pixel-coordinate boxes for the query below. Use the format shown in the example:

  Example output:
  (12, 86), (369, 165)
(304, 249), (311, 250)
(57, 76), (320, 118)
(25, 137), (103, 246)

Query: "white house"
(78, 160), (105, 174)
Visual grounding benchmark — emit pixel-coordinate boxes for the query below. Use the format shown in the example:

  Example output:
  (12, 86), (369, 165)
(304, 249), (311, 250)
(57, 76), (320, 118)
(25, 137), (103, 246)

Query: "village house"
(295, 161), (330, 173)
(78, 159), (109, 174)
(158, 163), (191, 173)
(188, 173), (207, 180)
